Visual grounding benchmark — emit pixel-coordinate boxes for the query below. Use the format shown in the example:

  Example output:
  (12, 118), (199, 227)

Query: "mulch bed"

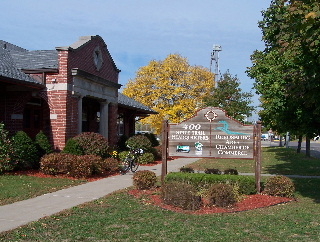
(128, 188), (295, 215)
(5, 160), (295, 214)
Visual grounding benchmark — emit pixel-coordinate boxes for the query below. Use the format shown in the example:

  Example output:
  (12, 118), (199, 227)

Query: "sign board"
(168, 107), (254, 159)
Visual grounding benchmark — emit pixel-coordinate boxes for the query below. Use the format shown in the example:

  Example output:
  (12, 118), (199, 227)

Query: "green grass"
(187, 147), (320, 176)
(0, 175), (85, 206)
(1, 147), (320, 241)
(1, 178), (320, 241)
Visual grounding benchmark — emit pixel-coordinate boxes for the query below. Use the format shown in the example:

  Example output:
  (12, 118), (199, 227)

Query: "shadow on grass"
(263, 147), (320, 176)
(262, 147), (320, 203)
(291, 178), (320, 204)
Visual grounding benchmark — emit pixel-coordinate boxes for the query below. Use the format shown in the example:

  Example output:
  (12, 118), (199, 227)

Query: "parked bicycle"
(120, 147), (143, 174)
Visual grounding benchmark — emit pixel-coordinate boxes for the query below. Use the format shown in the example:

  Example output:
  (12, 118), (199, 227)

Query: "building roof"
(11, 50), (58, 70)
(118, 93), (158, 115)
(0, 38), (156, 115)
(56, 35), (121, 73)
(0, 41), (44, 87)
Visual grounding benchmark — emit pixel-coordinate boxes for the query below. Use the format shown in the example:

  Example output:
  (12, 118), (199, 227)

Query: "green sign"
(168, 107), (254, 159)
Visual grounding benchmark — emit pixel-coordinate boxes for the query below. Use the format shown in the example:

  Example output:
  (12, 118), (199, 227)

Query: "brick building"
(0, 36), (156, 150)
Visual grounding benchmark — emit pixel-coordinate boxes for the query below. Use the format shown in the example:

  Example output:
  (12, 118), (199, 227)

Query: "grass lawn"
(187, 147), (320, 176)
(1, 178), (320, 241)
(0, 175), (85, 206)
(1, 147), (320, 241)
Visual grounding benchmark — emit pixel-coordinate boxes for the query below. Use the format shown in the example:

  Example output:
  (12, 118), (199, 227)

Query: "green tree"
(123, 54), (215, 133)
(203, 71), (254, 123)
(247, 0), (320, 156)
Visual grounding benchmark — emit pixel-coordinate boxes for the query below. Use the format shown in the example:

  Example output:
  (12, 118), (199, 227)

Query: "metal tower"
(210, 44), (222, 87)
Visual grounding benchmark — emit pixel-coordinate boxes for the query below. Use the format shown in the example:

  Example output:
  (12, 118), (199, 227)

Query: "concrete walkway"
(0, 158), (198, 233)
(1, 156), (320, 233)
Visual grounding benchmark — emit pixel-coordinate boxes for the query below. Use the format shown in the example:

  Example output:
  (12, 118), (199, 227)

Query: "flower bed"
(128, 188), (295, 214)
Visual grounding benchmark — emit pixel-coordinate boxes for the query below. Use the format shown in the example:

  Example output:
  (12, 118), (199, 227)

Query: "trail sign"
(168, 107), (254, 159)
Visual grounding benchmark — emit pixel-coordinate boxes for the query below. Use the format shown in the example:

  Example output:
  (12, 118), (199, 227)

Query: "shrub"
(133, 170), (157, 190)
(73, 132), (109, 158)
(161, 182), (202, 210)
(138, 152), (155, 165)
(92, 156), (119, 175)
(117, 134), (128, 151)
(180, 167), (194, 173)
(151, 145), (162, 160)
(69, 155), (93, 178)
(12, 131), (40, 170)
(62, 138), (83, 155)
(164, 172), (256, 195)
(204, 168), (222, 174)
(40, 153), (74, 175)
(208, 183), (237, 207)
(88, 155), (105, 175)
(263, 175), (295, 198)
(35, 130), (53, 157)
(0, 123), (15, 173)
(104, 157), (120, 172)
(118, 151), (130, 161)
(144, 133), (160, 147)
(224, 168), (239, 175)
(125, 135), (152, 151)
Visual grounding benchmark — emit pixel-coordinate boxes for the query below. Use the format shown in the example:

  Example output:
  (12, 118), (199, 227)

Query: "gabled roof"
(56, 35), (121, 73)
(118, 93), (158, 115)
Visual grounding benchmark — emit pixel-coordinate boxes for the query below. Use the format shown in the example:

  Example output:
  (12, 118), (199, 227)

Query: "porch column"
(100, 101), (109, 139)
(77, 96), (83, 134)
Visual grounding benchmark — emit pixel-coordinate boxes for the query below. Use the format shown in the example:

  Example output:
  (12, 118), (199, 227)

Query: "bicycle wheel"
(120, 157), (131, 174)
(130, 158), (139, 172)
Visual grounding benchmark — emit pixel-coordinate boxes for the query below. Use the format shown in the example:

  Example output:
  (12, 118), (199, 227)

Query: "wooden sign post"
(161, 107), (262, 193)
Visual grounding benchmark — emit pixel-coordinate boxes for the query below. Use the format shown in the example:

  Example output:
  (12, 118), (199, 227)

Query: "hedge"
(164, 172), (256, 195)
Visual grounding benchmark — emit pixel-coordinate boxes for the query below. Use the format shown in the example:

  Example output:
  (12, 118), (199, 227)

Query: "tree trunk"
(279, 135), (283, 147)
(306, 136), (311, 157)
(297, 135), (302, 153)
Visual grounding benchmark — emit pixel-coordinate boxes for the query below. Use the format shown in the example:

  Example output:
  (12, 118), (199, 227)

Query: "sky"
(1, 0), (271, 121)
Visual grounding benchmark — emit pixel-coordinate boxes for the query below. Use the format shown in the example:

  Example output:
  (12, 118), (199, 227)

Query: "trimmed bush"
(263, 175), (295, 198)
(35, 130), (53, 157)
(118, 151), (130, 161)
(164, 172), (256, 195)
(0, 123), (15, 173)
(92, 157), (119, 174)
(180, 166), (194, 173)
(204, 168), (222, 175)
(73, 132), (109, 158)
(138, 152), (155, 165)
(62, 138), (83, 155)
(224, 168), (239, 175)
(69, 155), (93, 178)
(144, 133), (160, 147)
(151, 145), (162, 160)
(40, 153), (74, 175)
(133, 170), (157, 190)
(208, 183), (237, 207)
(161, 181), (202, 210)
(12, 131), (40, 170)
(41, 153), (116, 178)
(125, 135), (152, 151)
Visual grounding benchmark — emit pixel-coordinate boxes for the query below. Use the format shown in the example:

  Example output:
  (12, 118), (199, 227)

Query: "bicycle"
(120, 148), (143, 174)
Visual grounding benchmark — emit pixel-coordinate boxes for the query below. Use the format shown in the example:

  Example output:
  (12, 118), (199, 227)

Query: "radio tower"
(210, 44), (222, 87)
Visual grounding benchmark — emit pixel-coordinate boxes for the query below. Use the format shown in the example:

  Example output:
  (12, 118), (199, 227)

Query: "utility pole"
(210, 44), (222, 87)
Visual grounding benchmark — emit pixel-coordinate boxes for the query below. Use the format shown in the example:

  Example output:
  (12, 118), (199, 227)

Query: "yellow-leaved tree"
(123, 54), (215, 134)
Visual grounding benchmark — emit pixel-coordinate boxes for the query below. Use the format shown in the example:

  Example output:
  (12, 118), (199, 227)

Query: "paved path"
(0, 158), (198, 233)
(1, 155), (319, 233)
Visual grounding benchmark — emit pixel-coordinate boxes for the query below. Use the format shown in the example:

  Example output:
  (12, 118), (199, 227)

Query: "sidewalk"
(0, 158), (199, 233)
